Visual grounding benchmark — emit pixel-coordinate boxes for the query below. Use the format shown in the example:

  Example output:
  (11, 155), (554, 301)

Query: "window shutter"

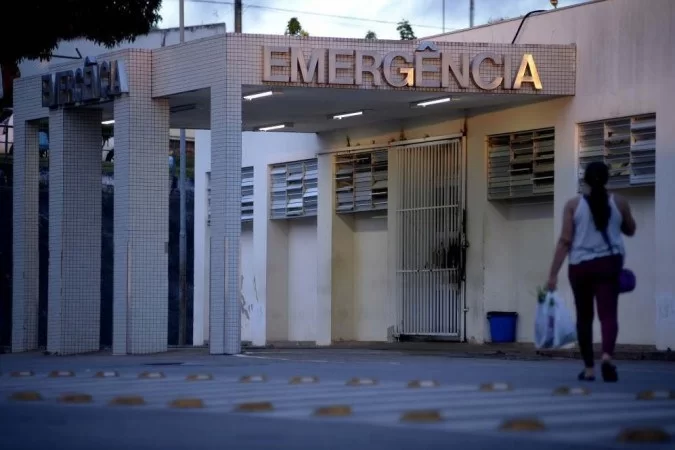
(487, 127), (555, 200)
(269, 158), (319, 219)
(334, 148), (389, 214)
(578, 113), (655, 189)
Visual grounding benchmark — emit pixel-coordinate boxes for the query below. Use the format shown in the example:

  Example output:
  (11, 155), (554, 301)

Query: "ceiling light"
(101, 120), (115, 125)
(332, 111), (363, 120)
(414, 97), (453, 108)
(243, 90), (274, 101)
(257, 123), (290, 132)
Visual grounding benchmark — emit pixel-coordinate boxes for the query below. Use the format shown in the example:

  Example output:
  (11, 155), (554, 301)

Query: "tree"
(285, 17), (309, 37)
(0, 0), (163, 111)
(365, 30), (377, 40)
(396, 19), (416, 40)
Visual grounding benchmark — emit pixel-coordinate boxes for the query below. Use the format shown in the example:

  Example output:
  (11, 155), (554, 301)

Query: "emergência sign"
(263, 42), (542, 91)
(41, 58), (129, 109)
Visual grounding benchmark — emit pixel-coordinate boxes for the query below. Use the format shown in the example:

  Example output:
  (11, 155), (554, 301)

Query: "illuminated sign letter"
(471, 52), (504, 90)
(41, 74), (54, 108)
(263, 46), (290, 83)
(290, 48), (326, 84)
(328, 49), (355, 85)
(355, 51), (382, 86)
(414, 51), (440, 88)
(442, 53), (470, 89)
(383, 51), (413, 88)
(513, 54), (543, 90)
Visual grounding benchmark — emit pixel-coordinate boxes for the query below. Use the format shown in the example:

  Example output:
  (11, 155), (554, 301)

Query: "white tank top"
(568, 194), (625, 265)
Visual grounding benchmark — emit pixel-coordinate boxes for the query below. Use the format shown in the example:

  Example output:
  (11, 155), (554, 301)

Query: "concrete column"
(250, 156), (268, 346)
(316, 154), (334, 345)
(47, 109), (102, 354)
(655, 100), (675, 350)
(209, 79), (242, 355)
(112, 60), (170, 355)
(386, 148), (401, 339)
(265, 220), (289, 341)
(192, 130), (211, 346)
(11, 119), (40, 352)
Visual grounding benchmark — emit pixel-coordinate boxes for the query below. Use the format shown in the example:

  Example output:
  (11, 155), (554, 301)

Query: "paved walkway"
(1, 350), (674, 449)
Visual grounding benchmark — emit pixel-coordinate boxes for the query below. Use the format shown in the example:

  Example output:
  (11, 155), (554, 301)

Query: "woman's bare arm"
(548, 198), (576, 280)
(614, 194), (636, 236)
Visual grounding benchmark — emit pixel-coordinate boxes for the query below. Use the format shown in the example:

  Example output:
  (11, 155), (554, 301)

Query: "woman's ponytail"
(583, 162), (611, 233)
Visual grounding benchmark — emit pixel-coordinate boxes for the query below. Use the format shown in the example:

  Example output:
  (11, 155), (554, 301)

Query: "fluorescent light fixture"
(332, 111), (363, 120)
(257, 123), (289, 132)
(415, 97), (453, 107)
(101, 120), (115, 125)
(243, 90), (274, 101)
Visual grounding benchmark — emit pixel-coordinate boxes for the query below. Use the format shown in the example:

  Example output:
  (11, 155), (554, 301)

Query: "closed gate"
(394, 138), (467, 338)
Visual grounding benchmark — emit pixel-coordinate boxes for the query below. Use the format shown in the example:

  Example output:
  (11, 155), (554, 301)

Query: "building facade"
(9, 0), (675, 354)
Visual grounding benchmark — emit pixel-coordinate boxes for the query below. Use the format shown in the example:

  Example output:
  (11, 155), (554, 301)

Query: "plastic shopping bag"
(534, 291), (577, 349)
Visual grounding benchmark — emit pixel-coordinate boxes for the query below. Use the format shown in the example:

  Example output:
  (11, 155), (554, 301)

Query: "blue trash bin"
(487, 311), (518, 343)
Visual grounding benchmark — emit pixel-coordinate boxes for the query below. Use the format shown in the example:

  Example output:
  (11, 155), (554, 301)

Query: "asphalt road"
(1, 349), (674, 450)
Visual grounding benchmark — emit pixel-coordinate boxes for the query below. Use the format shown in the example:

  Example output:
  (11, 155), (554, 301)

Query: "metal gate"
(394, 138), (467, 338)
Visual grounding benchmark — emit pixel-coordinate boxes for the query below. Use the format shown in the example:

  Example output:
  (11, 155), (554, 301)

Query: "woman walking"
(546, 162), (636, 382)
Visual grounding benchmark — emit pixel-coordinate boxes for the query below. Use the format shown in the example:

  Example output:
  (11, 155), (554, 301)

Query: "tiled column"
(47, 109), (102, 354)
(112, 58), (170, 355)
(209, 71), (242, 354)
(12, 119), (40, 352)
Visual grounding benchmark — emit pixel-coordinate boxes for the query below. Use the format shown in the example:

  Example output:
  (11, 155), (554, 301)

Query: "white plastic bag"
(534, 291), (577, 349)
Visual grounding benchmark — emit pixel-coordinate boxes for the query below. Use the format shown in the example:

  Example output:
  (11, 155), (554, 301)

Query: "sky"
(157, 0), (590, 40)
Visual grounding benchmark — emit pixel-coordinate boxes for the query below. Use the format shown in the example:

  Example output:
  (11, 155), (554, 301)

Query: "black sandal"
(601, 362), (618, 382)
(578, 371), (596, 381)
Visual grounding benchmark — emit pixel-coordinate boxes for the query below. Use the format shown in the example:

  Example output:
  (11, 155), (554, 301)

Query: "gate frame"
(388, 133), (468, 342)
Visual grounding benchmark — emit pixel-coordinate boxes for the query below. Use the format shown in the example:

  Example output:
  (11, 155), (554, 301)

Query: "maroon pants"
(568, 255), (623, 368)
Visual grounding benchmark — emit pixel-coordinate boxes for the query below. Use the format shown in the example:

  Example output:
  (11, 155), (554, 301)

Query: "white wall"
(428, 0), (673, 347)
(193, 130), (322, 346)
(318, 94), (657, 346)
(193, 0), (673, 348)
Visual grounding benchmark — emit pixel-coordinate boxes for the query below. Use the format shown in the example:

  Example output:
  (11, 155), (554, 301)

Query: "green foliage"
(0, 0), (163, 64)
(0, 0), (163, 109)
(396, 19), (416, 40)
(365, 30), (377, 40)
(285, 17), (309, 37)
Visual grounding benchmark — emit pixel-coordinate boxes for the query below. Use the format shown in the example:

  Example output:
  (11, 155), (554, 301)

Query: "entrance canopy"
(96, 34), (577, 133)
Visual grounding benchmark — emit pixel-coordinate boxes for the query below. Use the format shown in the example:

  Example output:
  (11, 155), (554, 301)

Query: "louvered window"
(241, 166), (254, 222)
(578, 113), (655, 189)
(270, 158), (318, 219)
(487, 127), (555, 200)
(335, 148), (389, 213)
(206, 171), (211, 226)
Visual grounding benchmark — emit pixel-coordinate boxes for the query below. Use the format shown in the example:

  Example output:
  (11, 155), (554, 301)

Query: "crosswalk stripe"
(2, 376), (674, 448)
